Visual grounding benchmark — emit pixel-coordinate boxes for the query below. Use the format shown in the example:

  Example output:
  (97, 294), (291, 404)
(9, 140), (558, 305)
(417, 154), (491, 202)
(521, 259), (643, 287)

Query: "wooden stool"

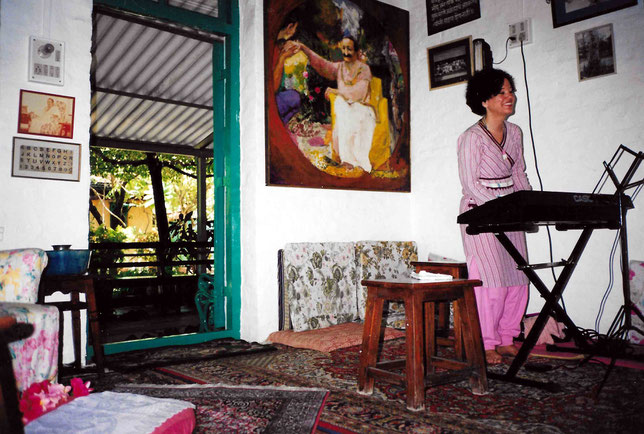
(411, 261), (468, 358)
(39, 275), (105, 374)
(358, 277), (487, 411)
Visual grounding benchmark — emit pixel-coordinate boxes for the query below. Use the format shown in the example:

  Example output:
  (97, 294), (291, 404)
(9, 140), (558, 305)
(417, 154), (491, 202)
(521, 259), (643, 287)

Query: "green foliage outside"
(89, 147), (214, 277)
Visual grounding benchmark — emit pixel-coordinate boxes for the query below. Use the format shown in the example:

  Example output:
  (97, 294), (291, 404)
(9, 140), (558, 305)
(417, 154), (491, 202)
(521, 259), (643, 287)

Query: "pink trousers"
(468, 261), (528, 351)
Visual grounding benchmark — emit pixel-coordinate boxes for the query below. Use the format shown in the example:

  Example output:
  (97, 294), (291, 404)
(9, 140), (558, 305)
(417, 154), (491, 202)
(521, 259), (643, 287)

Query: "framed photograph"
(575, 24), (616, 81)
(264, 0), (410, 192)
(551, 0), (637, 28)
(11, 137), (81, 182)
(427, 36), (473, 90)
(426, 0), (481, 36)
(18, 90), (75, 139)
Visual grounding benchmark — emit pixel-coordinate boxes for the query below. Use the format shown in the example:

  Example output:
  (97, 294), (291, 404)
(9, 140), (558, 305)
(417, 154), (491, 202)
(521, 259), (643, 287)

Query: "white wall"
(1, 0), (642, 349)
(239, 0), (413, 343)
(240, 0), (643, 343)
(0, 0), (92, 250)
(0, 0), (93, 363)
(408, 0), (644, 334)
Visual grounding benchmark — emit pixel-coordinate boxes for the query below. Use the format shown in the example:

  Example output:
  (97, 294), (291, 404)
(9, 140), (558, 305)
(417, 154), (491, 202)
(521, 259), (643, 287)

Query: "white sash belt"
(480, 177), (514, 189)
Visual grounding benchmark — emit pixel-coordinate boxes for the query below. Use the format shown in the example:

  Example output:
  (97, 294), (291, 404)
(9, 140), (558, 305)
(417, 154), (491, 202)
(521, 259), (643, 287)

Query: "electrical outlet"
(509, 19), (532, 48)
(0, 226), (4, 242)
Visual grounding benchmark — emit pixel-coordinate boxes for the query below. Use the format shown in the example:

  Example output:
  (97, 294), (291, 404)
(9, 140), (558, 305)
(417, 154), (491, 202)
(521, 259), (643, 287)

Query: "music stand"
(548, 145), (644, 356)
(486, 145), (643, 391)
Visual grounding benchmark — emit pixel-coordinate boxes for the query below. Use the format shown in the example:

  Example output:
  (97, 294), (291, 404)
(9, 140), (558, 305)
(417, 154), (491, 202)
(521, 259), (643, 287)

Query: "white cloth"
(25, 391), (195, 434)
(333, 96), (376, 172)
(410, 271), (453, 281)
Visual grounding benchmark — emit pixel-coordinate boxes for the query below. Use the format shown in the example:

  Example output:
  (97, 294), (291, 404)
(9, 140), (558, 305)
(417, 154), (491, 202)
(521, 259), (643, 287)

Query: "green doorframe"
(92, 0), (241, 355)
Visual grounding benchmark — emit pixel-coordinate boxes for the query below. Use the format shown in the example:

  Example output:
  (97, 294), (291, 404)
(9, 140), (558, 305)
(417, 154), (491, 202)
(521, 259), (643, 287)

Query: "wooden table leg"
(71, 291), (81, 370)
(459, 286), (487, 395)
(405, 293), (425, 411)
(85, 280), (105, 374)
(56, 309), (64, 377)
(424, 301), (436, 374)
(453, 300), (463, 360)
(358, 291), (384, 395)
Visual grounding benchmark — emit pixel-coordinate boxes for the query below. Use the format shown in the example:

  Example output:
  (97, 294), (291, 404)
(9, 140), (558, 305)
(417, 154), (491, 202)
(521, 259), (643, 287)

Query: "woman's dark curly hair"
(465, 68), (516, 116)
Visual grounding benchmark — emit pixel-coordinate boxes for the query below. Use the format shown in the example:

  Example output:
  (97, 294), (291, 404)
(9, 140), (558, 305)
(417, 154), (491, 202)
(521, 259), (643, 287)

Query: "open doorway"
(89, 148), (214, 344)
(90, 0), (240, 354)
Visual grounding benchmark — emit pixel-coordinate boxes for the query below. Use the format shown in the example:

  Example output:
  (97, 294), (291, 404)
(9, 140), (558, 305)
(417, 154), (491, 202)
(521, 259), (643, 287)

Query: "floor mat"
(104, 338), (276, 371)
(160, 339), (644, 433)
(112, 383), (328, 434)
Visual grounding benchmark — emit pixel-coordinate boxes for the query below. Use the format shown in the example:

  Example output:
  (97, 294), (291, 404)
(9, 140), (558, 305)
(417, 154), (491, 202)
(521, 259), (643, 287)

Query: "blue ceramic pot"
(45, 248), (92, 276)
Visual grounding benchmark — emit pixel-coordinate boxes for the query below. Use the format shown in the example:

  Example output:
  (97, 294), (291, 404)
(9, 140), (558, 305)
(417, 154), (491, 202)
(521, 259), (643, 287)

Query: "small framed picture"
(575, 24), (616, 81)
(18, 90), (75, 139)
(427, 36), (473, 90)
(551, 0), (637, 28)
(11, 137), (81, 182)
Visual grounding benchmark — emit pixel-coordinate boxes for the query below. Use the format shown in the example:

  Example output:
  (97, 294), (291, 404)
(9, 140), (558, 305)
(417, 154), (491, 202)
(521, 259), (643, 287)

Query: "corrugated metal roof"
(91, 6), (218, 155)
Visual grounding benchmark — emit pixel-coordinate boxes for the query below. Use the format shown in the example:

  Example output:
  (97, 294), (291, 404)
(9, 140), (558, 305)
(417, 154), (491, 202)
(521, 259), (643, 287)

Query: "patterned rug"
(73, 337), (644, 433)
(111, 383), (328, 434)
(104, 338), (276, 371)
(153, 338), (644, 433)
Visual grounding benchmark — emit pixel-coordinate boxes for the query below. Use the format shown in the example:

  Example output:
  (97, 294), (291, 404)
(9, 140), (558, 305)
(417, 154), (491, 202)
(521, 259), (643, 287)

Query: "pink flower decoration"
(308, 95), (314, 101)
(315, 87), (321, 93)
(20, 378), (92, 425)
(303, 71), (309, 78)
(70, 378), (93, 397)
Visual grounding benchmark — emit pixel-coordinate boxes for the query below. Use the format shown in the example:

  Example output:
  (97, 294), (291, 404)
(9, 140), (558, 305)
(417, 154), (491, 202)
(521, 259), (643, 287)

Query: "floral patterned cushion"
(0, 302), (59, 391)
(629, 259), (644, 344)
(355, 241), (418, 328)
(0, 248), (48, 303)
(283, 242), (359, 332)
(1, 248), (59, 391)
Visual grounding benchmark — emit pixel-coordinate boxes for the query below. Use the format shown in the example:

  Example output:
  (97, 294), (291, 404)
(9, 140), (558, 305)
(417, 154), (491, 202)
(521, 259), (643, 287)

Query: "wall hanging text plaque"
(426, 0), (480, 36)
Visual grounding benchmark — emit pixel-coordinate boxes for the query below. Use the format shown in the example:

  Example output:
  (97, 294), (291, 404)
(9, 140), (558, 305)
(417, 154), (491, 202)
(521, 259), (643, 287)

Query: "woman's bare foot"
(485, 349), (503, 365)
(496, 345), (519, 357)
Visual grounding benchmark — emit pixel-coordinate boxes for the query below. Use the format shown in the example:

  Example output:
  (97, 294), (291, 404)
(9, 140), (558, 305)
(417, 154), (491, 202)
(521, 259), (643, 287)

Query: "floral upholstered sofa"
(0, 248), (59, 391)
(629, 259), (644, 344)
(268, 241), (459, 352)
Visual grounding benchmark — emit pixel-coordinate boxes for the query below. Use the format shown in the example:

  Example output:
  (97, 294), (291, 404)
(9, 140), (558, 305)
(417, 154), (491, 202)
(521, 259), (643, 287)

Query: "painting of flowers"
(264, 0), (410, 191)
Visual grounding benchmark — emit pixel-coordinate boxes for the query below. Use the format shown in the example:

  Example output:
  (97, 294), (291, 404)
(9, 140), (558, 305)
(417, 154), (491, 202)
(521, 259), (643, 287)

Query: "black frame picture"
(426, 0), (481, 36)
(551, 0), (637, 28)
(427, 36), (473, 90)
(575, 24), (616, 81)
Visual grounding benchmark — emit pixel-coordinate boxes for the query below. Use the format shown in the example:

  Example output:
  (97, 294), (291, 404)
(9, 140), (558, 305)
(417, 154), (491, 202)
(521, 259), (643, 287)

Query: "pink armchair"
(0, 248), (59, 391)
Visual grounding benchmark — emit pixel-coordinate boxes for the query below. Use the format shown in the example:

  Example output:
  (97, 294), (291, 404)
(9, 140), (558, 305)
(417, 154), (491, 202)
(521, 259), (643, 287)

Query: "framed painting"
(426, 0), (481, 36)
(18, 90), (75, 139)
(11, 137), (81, 182)
(264, 0), (410, 192)
(427, 36), (473, 90)
(551, 0), (637, 28)
(575, 24), (616, 81)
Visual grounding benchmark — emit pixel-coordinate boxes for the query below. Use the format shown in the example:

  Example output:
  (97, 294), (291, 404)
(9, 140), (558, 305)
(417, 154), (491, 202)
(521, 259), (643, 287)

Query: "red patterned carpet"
(76, 338), (644, 433)
(112, 383), (328, 434)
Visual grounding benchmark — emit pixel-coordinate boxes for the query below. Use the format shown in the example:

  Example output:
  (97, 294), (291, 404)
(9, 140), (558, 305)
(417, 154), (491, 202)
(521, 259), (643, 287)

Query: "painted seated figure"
(291, 33), (392, 173)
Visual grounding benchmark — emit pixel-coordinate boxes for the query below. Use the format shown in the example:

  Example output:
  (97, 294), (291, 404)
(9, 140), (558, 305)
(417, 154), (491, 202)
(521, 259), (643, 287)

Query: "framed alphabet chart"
(12, 137), (80, 181)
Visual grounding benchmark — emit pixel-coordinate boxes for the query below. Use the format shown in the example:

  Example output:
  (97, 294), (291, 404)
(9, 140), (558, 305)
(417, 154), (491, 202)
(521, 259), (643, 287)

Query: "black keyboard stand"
(485, 227), (596, 391)
(486, 145), (643, 391)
